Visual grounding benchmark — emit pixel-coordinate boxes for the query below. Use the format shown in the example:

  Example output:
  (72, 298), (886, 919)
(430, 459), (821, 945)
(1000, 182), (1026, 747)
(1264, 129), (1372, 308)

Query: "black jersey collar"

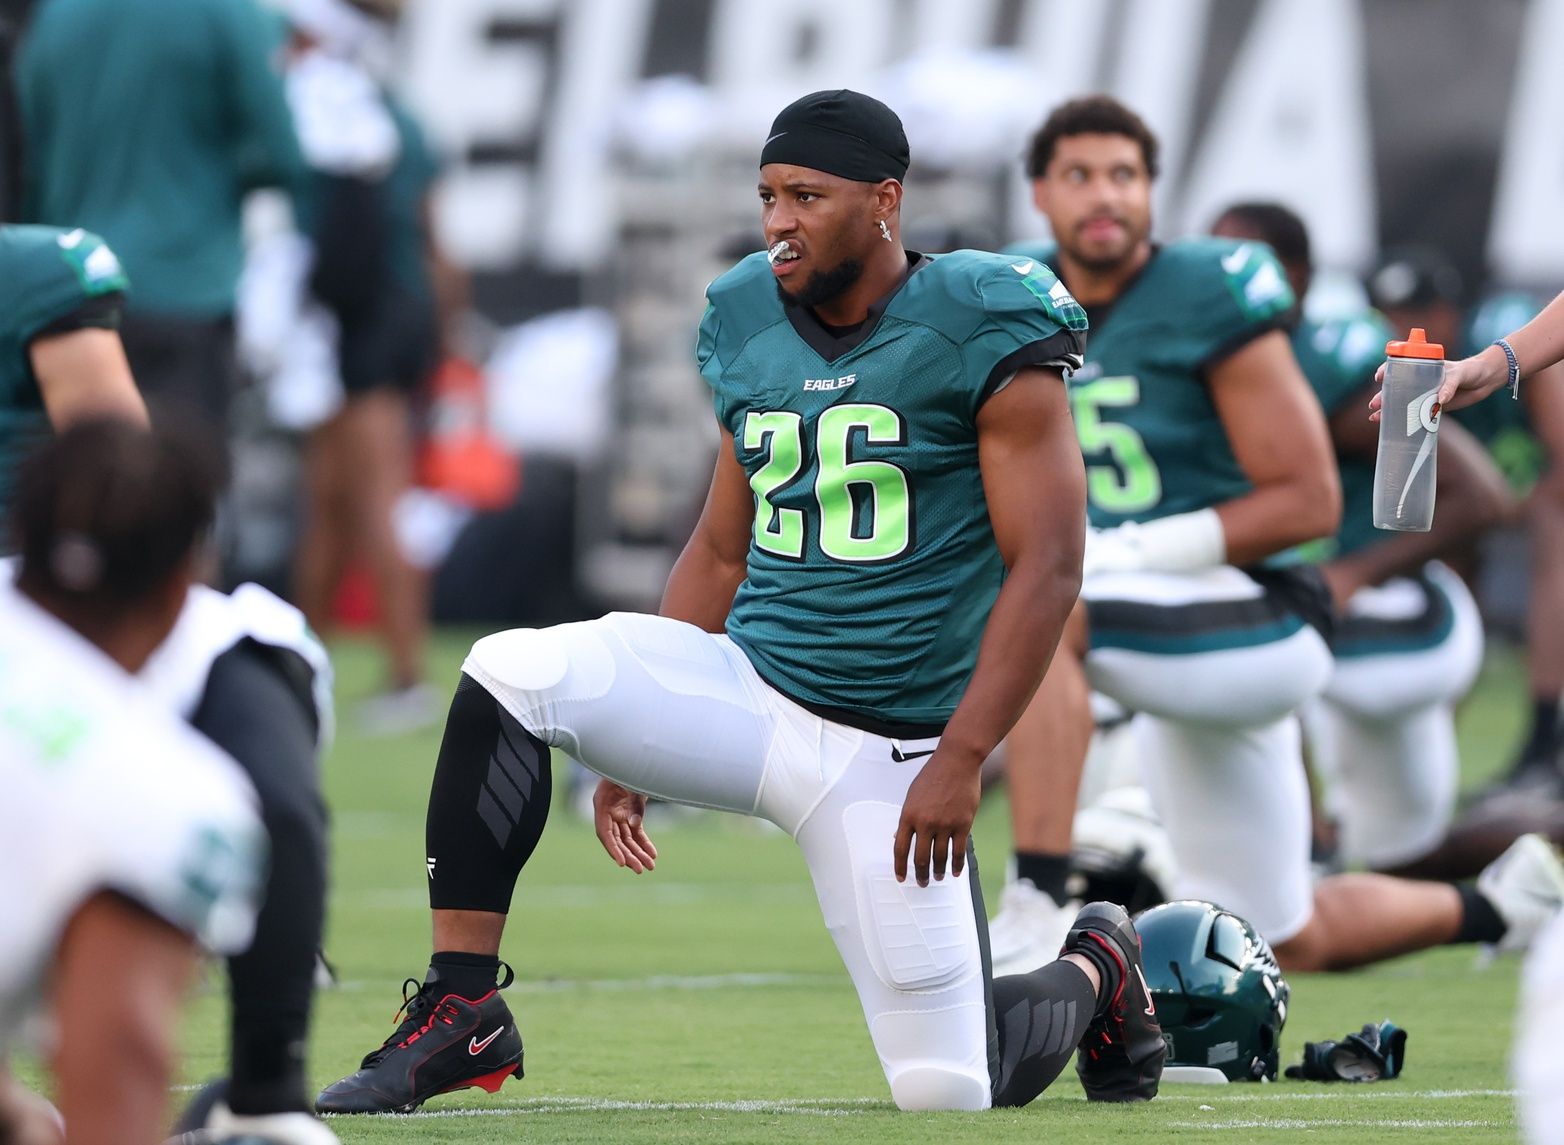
(782, 252), (929, 363)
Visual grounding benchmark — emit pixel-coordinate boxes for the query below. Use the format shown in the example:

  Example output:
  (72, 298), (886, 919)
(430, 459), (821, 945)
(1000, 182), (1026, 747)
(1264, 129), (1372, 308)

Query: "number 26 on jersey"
(743, 403), (911, 564)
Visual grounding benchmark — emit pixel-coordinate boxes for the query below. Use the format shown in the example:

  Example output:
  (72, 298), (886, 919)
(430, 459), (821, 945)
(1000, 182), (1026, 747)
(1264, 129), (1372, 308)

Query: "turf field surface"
(165, 630), (1530, 1144)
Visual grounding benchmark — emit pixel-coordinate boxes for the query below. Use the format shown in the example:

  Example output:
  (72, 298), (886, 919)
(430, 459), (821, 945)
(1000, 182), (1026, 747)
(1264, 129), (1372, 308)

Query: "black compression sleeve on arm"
(425, 673), (553, 913)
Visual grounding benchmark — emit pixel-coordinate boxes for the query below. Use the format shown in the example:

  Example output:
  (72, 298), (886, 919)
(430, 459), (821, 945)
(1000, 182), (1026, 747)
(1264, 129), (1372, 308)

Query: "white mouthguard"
(767, 241), (792, 266)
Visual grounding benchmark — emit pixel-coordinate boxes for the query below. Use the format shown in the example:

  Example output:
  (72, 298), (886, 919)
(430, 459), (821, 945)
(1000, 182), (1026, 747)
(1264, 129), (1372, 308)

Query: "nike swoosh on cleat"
(469, 1027), (506, 1055)
(1134, 965), (1156, 1016)
(890, 747), (935, 762)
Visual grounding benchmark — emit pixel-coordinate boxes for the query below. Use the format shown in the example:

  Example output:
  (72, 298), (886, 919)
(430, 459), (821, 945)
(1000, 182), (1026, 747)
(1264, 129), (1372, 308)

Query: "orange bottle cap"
(1386, 327), (1444, 360)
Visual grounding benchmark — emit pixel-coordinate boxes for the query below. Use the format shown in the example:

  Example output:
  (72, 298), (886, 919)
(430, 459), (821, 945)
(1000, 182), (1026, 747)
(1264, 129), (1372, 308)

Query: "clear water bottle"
(1372, 328), (1445, 532)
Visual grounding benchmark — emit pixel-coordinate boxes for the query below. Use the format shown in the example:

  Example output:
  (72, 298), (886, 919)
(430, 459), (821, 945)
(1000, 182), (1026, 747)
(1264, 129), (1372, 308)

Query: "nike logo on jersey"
(57, 229), (85, 250)
(1135, 965), (1156, 1016)
(1221, 245), (1251, 274)
(803, 374), (856, 392)
(890, 746), (935, 762)
(469, 1027), (506, 1055)
(1011, 259), (1035, 275)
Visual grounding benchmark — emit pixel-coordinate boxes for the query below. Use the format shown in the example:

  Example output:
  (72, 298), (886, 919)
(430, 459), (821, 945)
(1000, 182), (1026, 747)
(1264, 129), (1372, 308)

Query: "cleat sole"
(439, 1060), (521, 1098)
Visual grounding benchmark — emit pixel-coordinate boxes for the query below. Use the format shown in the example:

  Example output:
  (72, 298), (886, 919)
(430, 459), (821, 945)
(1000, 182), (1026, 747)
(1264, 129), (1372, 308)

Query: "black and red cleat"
(1064, 901), (1166, 1102)
(315, 977), (523, 1114)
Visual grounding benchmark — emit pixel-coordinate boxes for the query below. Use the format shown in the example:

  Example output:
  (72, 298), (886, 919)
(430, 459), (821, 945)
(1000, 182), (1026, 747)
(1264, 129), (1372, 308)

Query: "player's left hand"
(894, 749), (982, 887)
(593, 779), (658, 874)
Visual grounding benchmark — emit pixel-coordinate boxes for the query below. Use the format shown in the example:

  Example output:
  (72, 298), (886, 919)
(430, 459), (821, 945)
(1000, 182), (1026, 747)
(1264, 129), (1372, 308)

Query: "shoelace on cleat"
(398, 1001), (459, 1049)
(361, 979), (437, 1067)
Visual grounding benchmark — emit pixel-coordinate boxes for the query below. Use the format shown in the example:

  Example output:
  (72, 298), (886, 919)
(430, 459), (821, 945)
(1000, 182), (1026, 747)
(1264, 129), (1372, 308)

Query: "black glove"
(1284, 1020), (1407, 1082)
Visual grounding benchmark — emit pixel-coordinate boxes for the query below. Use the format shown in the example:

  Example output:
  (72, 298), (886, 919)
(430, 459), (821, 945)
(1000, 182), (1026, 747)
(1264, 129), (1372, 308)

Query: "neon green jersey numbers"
(816, 404), (910, 562)
(743, 410), (806, 558)
(1073, 375), (1162, 514)
(743, 403), (912, 564)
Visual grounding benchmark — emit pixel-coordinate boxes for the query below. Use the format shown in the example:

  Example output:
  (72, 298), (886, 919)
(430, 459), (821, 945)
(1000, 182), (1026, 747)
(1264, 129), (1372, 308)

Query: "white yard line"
(310, 1090), (1516, 1119)
(1156, 1088), (1516, 1102)
(1168, 1118), (1500, 1130)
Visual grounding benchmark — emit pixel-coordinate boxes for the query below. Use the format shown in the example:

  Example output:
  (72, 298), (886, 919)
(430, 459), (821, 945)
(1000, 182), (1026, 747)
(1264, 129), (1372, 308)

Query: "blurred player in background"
(318, 88), (1169, 1116)
(0, 223), (146, 526)
(1212, 202), (1512, 875)
(990, 95), (1564, 977)
(1367, 252), (1564, 795)
(14, 0), (302, 436)
(277, 0), (453, 731)
(0, 420), (264, 1145)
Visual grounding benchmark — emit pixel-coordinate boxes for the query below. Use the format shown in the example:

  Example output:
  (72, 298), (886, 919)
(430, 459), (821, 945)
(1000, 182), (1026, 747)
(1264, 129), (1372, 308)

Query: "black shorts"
(338, 287), (440, 397)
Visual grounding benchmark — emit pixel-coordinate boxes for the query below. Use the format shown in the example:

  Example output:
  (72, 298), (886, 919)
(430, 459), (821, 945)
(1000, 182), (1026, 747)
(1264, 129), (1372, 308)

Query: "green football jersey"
(0, 225), (129, 519)
(699, 249), (1087, 726)
(1292, 310), (1394, 559)
(1008, 239), (1294, 529)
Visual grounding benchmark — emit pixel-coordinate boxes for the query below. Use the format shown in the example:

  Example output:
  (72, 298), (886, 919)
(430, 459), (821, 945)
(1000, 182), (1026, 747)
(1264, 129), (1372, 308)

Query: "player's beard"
(776, 256), (865, 310)
(1066, 213), (1148, 275)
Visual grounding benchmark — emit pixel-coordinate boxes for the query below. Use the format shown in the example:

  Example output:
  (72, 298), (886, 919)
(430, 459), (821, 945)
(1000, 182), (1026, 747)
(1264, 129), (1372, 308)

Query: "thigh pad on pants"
(840, 801), (979, 993)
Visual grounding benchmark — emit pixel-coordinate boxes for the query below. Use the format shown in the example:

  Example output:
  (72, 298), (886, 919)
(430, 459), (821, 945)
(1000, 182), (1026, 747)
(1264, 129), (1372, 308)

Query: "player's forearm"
(938, 552), (1081, 766)
(1216, 470), (1341, 566)
(659, 535), (746, 634)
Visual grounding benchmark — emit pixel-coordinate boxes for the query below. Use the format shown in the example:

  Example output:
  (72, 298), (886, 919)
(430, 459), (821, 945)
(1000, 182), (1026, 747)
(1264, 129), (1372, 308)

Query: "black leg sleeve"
(425, 673), (552, 913)
(189, 642), (328, 1115)
(990, 961), (1096, 1108)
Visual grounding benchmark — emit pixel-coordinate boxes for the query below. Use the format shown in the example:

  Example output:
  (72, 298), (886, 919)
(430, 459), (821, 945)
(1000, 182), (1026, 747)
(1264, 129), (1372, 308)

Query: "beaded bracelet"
(1494, 338), (1521, 400)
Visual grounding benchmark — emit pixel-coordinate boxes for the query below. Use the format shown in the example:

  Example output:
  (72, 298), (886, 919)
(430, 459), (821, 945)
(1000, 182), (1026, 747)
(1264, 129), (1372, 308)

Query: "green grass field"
(167, 630), (1535, 1144)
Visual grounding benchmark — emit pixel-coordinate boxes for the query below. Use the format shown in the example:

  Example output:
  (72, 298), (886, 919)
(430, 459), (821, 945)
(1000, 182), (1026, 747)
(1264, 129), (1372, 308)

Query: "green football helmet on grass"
(1134, 900), (1290, 1082)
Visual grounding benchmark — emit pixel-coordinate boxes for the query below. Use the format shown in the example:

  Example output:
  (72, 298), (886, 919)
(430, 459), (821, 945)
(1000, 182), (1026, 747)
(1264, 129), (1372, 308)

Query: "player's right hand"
(593, 779), (658, 873)
(894, 749), (981, 887)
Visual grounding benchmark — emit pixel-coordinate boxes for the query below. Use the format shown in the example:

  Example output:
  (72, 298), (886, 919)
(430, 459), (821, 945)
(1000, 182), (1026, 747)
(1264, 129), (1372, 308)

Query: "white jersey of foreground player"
(140, 581), (334, 742)
(0, 580), (265, 1054)
(1518, 912), (1564, 1144)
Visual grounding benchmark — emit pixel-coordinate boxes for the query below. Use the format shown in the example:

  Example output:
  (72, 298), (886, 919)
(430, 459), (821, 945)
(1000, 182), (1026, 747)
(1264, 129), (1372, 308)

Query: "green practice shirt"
(0, 225), (129, 520)
(17, 0), (301, 317)
(699, 249), (1087, 726)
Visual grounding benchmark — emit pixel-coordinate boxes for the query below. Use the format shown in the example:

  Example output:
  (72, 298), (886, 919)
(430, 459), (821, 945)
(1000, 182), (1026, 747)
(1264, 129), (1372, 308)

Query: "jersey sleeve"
(16, 229), (129, 347)
(962, 258), (1087, 408)
(695, 300), (733, 427)
(1185, 240), (1295, 368)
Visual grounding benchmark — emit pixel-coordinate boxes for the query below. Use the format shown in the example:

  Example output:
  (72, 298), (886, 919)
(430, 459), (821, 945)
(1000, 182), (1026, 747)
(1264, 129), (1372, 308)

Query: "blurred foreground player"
(0, 223), (146, 523)
(320, 89), (1167, 1114)
(990, 96), (1564, 975)
(145, 586), (335, 1144)
(0, 421), (264, 1145)
(0, 226), (337, 1140)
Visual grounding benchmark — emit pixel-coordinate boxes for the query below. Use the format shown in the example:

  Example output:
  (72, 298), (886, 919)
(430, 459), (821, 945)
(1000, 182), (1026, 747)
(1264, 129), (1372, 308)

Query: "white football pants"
(1303, 563), (1483, 868)
(1081, 566), (1333, 943)
(462, 611), (994, 1111)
